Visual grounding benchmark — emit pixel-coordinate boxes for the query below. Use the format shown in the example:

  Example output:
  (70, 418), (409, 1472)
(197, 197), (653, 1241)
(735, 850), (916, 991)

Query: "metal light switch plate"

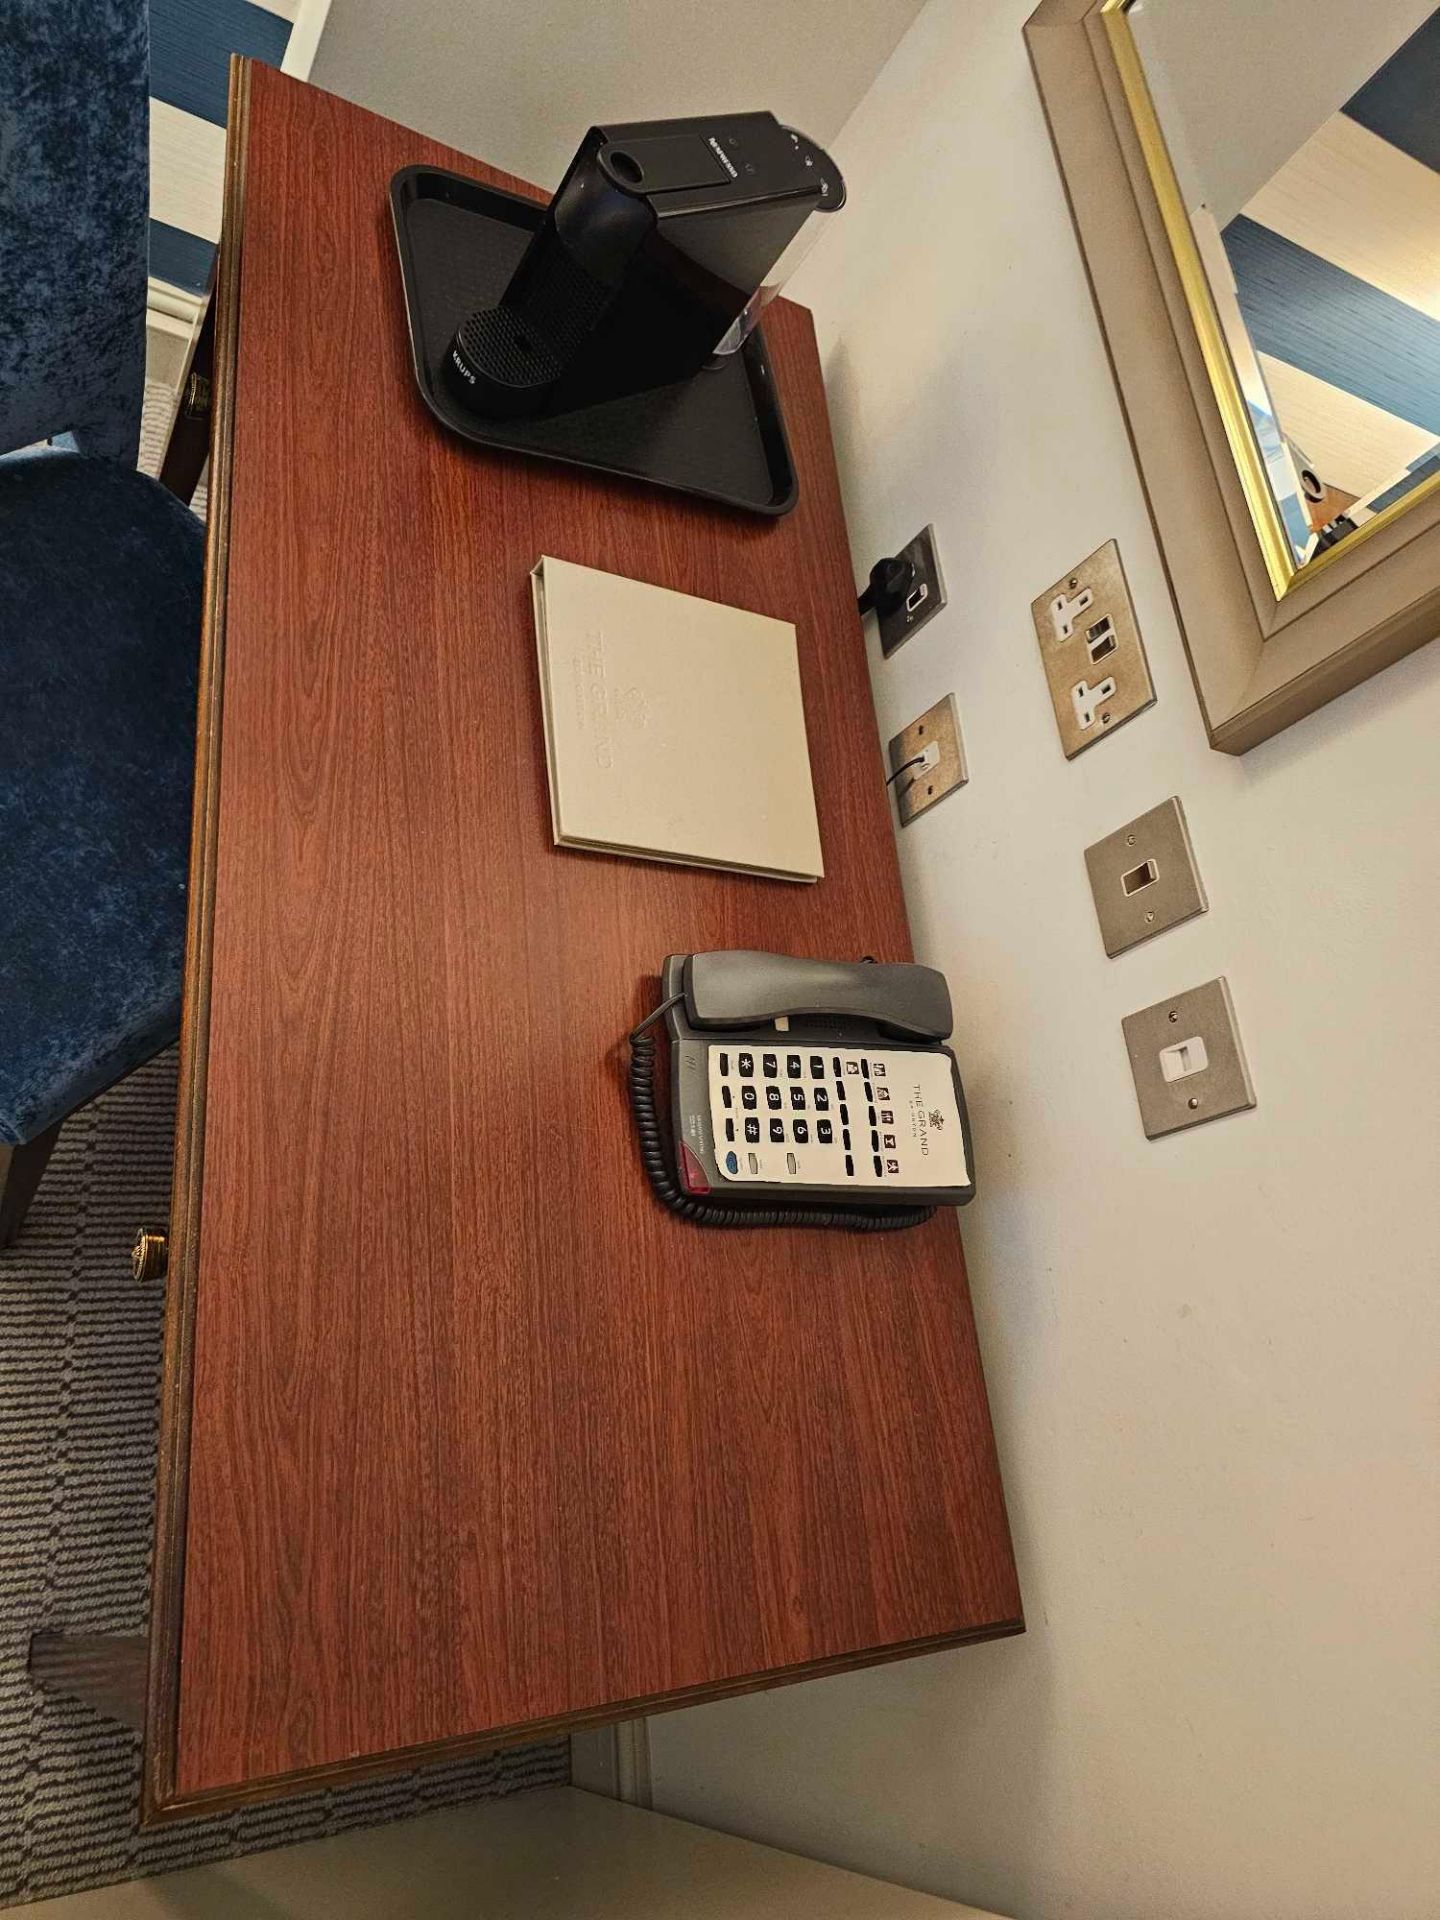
(1085, 797), (1207, 956)
(888, 693), (967, 825)
(878, 524), (947, 657)
(1031, 539), (1154, 757)
(1122, 977), (1256, 1139)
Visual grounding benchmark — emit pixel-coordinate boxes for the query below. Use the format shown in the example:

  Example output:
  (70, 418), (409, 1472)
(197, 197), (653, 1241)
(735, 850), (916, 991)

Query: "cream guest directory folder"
(530, 556), (823, 883)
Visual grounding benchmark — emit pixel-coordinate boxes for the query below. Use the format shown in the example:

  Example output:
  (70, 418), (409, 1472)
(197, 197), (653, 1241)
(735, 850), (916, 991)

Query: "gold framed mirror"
(1026, 0), (1440, 751)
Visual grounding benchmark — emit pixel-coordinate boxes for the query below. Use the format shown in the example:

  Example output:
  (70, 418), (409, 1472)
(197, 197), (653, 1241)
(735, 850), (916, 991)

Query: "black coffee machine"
(443, 113), (845, 420)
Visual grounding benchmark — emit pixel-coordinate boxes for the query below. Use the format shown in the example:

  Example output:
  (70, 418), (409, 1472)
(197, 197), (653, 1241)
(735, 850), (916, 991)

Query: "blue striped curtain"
(148, 0), (294, 294)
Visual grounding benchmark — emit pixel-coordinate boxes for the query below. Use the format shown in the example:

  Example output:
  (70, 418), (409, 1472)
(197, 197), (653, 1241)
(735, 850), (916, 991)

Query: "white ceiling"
(310, 0), (927, 192)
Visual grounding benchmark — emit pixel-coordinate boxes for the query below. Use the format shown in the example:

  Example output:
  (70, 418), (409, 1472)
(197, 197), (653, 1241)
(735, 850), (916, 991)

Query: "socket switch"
(1031, 539), (1154, 757)
(888, 693), (967, 826)
(1085, 796), (1207, 956)
(876, 525), (947, 657)
(1122, 977), (1255, 1139)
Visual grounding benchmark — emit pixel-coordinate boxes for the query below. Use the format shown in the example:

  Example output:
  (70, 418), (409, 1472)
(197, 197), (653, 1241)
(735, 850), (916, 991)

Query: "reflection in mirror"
(1114, 1), (1440, 584)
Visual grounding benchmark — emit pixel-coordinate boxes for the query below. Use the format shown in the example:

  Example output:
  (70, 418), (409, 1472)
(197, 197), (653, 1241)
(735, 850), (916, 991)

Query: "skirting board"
(569, 1722), (653, 1807)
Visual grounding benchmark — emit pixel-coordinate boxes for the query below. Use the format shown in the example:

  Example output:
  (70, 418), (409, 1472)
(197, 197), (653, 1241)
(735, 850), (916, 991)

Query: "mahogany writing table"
(33, 60), (1021, 1820)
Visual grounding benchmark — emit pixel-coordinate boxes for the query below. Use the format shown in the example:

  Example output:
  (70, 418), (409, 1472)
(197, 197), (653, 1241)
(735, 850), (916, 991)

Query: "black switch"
(745, 1117), (760, 1143)
(742, 1086), (757, 1110)
(817, 1119), (833, 1144)
(814, 1087), (829, 1110)
(766, 1086), (783, 1110)
(786, 1054), (802, 1078)
(762, 1052), (778, 1077)
(793, 1119), (809, 1144)
(790, 1087), (806, 1109)
(769, 1119), (785, 1143)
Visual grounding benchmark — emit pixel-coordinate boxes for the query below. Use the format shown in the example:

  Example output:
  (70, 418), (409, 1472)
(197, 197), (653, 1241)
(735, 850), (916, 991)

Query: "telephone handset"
(627, 951), (975, 1231)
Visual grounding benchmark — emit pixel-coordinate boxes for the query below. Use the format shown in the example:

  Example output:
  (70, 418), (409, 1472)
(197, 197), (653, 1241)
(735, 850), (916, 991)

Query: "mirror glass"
(1118, 1), (1440, 582)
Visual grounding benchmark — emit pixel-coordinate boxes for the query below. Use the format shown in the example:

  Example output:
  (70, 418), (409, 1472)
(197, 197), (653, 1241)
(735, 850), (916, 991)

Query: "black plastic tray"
(389, 165), (798, 517)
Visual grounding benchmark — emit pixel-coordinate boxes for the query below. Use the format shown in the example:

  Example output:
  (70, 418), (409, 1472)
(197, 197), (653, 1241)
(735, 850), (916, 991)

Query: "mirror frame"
(1026, 0), (1440, 753)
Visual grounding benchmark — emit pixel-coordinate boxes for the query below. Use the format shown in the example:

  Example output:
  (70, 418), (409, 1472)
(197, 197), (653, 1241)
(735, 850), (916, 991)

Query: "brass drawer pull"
(132, 1228), (169, 1283)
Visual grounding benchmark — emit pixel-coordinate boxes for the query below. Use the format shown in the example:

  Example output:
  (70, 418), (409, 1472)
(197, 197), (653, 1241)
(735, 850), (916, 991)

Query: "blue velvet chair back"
(0, 0), (149, 465)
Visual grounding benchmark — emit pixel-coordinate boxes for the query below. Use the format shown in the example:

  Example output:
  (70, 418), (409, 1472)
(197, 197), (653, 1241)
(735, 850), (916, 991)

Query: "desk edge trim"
(143, 52), (251, 1829)
(142, 1616), (1025, 1823)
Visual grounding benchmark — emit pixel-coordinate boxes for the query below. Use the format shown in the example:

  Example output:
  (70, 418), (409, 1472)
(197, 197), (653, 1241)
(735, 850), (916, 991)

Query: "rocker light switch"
(1122, 978), (1255, 1139)
(1084, 797), (1207, 956)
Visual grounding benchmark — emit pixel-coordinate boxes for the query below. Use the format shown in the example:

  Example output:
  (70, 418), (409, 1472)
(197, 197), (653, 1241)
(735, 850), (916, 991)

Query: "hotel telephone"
(627, 951), (975, 1230)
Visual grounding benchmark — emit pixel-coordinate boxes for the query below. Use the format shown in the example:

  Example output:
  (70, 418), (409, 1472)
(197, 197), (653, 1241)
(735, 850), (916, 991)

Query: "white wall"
(646, 4), (1440, 1918)
(310, 0), (925, 190)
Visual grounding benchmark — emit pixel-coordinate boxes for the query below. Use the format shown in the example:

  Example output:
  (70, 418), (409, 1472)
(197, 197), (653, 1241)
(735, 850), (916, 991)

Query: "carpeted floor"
(0, 390), (568, 1909)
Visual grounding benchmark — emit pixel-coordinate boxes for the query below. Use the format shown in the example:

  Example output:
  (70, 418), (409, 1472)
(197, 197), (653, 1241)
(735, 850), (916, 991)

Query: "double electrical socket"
(1031, 539), (1154, 757)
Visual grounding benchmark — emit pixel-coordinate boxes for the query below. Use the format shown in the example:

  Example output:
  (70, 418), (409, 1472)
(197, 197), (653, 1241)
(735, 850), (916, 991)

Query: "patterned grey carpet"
(0, 1060), (568, 1912)
(0, 390), (568, 1908)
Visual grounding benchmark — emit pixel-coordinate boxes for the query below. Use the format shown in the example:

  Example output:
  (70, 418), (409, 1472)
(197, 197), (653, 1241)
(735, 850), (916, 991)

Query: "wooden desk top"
(146, 61), (1020, 1820)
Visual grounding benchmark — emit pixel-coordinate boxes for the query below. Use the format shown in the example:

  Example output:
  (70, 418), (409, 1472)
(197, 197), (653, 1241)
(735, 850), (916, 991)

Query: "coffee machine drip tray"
(390, 166), (799, 517)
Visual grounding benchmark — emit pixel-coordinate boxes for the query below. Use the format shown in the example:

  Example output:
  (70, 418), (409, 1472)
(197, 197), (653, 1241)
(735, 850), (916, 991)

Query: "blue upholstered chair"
(0, 0), (206, 1244)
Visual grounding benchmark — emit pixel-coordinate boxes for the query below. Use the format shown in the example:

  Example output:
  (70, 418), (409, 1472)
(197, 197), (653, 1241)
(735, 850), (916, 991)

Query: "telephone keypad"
(705, 1041), (968, 1192)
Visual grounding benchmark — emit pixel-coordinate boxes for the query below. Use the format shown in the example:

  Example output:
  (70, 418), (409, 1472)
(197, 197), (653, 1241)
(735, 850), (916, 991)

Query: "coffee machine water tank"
(443, 113), (845, 419)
